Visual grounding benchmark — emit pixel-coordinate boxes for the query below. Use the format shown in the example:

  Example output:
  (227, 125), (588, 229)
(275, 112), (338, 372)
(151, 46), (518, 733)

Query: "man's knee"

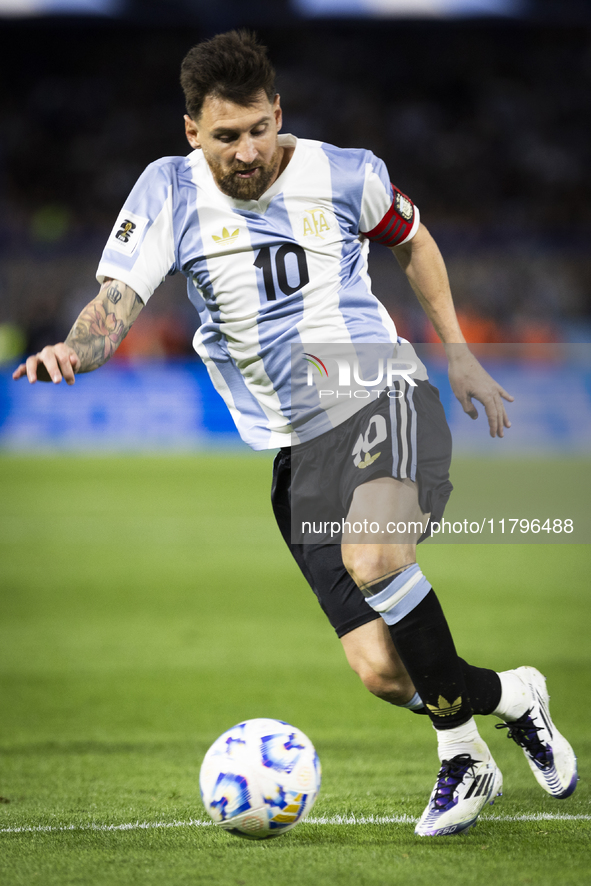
(341, 542), (415, 591)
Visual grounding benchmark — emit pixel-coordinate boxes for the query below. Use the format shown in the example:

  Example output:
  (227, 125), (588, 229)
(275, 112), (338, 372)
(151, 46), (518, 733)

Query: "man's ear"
(184, 115), (201, 149)
(273, 94), (282, 133)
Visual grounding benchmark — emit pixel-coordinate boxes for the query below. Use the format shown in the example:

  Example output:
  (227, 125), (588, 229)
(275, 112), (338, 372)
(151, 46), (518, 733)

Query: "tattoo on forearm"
(106, 284), (122, 305)
(65, 289), (140, 372)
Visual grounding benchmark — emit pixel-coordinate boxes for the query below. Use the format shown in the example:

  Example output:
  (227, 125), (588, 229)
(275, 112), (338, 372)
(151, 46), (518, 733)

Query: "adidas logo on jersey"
(212, 227), (240, 243)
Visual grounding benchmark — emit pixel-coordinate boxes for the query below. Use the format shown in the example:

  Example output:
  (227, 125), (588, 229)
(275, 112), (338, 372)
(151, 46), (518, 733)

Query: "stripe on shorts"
(406, 383), (417, 481)
(388, 381), (416, 481)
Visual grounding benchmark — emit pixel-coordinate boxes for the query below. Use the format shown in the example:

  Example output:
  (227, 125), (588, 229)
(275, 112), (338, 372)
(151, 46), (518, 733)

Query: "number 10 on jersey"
(254, 245), (310, 301)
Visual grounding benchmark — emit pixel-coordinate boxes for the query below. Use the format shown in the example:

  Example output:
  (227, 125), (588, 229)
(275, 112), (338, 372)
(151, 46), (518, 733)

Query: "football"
(199, 718), (322, 839)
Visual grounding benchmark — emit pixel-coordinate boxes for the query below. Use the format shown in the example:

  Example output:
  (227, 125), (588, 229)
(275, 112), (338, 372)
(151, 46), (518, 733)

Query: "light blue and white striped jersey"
(96, 134), (421, 449)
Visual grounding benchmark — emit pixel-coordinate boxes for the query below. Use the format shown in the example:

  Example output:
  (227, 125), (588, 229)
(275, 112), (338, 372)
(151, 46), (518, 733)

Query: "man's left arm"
(391, 222), (514, 438)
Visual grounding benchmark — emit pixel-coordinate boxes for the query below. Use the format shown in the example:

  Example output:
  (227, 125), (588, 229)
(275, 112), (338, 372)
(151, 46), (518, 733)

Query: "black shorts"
(271, 382), (453, 638)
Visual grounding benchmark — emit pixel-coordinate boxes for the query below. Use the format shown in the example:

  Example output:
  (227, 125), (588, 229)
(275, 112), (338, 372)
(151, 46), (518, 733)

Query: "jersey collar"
(190, 134), (300, 214)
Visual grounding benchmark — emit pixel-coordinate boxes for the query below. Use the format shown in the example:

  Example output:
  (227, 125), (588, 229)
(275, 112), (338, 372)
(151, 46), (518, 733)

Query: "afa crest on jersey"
(301, 206), (334, 240)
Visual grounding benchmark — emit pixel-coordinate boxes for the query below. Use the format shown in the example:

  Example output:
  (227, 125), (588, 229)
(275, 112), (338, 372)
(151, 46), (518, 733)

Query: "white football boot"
(415, 753), (503, 837)
(496, 666), (578, 799)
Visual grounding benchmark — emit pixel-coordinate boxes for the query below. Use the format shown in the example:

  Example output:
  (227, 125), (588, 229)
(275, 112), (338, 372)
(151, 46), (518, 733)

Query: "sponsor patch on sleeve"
(107, 210), (149, 256)
(395, 191), (414, 222)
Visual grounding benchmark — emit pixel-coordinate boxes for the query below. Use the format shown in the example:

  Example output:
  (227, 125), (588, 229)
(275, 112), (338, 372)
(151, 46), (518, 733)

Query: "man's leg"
(342, 476), (501, 730)
(342, 475), (503, 837)
(340, 618), (422, 709)
(340, 621), (505, 717)
(272, 449), (577, 829)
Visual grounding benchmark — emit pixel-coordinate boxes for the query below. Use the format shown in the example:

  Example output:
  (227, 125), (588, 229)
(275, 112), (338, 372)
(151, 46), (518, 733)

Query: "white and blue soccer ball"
(199, 718), (321, 839)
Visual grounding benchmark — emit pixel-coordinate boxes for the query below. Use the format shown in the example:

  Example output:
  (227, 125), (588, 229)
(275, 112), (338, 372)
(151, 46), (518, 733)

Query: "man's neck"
(276, 144), (294, 179)
(255, 142), (294, 198)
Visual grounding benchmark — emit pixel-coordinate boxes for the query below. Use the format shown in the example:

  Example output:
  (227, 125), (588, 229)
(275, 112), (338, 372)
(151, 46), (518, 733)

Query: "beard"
(204, 145), (282, 201)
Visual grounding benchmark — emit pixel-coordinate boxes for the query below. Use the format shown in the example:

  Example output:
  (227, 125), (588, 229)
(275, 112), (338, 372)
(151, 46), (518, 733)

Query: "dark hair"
(180, 30), (276, 121)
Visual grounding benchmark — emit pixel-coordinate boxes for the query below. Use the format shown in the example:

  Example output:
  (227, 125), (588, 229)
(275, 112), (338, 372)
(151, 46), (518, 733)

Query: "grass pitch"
(0, 454), (589, 885)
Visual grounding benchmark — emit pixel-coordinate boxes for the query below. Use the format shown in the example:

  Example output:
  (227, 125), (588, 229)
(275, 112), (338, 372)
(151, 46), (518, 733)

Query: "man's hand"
(13, 344), (81, 385)
(12, 279), (143, 385)
(446, 345), (514, 438)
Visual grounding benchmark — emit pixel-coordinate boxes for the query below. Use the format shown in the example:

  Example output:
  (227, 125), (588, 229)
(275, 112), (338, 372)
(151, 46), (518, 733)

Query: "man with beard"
(14, 30), (577, 836)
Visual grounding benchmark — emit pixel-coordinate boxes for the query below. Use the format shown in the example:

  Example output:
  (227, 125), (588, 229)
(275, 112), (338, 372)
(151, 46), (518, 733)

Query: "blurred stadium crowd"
(0, 17), (590, 366)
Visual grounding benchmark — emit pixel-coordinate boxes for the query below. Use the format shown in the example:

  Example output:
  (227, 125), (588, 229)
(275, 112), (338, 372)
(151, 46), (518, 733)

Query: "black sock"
(387, 590), (472, 730)
(458, 658), (502, 715)
(395, 654), (502, 720)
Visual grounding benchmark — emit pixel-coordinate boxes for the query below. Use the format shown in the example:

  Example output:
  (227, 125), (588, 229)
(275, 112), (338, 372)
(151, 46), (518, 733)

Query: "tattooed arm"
(12, 279), (143, 385)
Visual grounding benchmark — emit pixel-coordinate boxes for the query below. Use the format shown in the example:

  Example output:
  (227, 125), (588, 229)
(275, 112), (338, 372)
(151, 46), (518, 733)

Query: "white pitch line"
(310, 813), (591, 825)
(0, 813), (590, 835)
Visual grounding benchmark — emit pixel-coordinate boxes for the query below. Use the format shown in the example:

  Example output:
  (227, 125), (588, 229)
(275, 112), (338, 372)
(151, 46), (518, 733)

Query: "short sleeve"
(96, 160), (177, 304)
(359, 153), (420, 247)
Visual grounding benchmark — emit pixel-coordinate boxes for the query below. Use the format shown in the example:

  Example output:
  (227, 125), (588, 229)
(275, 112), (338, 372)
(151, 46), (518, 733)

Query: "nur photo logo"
(304, 352), (418, 397)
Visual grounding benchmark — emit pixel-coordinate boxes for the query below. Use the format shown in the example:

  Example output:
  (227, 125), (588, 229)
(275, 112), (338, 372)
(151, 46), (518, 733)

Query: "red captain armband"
(362, 185), (416, 247)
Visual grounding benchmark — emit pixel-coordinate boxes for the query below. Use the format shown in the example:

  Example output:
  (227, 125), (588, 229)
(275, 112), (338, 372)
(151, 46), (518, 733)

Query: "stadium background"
(1, 3), (590, 885)
(1, 0), (591, 449)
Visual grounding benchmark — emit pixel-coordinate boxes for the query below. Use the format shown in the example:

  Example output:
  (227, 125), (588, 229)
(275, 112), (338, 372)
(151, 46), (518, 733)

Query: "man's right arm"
(13, 279), (143, 385)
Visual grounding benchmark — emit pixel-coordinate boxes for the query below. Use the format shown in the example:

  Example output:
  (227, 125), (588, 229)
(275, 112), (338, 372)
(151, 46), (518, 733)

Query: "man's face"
(185, 91), (283, 200)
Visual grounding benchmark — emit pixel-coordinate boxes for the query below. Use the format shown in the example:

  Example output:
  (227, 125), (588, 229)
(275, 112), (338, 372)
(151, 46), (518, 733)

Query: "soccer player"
(13, 31), (577, 836)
